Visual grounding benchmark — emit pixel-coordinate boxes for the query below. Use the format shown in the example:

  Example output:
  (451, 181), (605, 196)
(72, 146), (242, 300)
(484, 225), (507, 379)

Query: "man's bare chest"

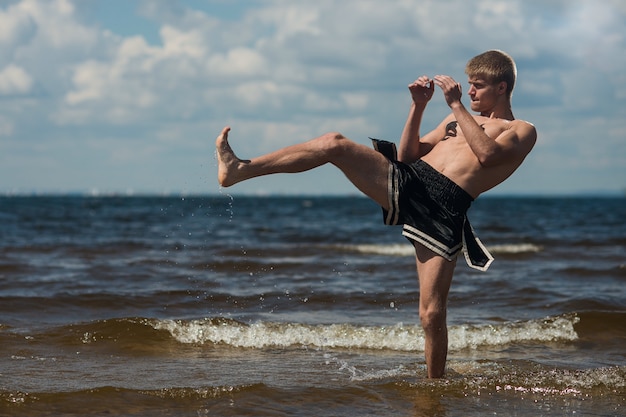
(441, 118), (510, 142)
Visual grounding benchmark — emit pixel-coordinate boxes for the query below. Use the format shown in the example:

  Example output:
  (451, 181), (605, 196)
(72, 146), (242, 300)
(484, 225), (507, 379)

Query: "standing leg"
(413, 242), (457, 378)
(216, 126), (391, 209)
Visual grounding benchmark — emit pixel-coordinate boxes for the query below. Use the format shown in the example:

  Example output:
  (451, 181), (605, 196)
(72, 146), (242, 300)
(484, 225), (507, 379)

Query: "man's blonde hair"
(465, 50), (517, 98)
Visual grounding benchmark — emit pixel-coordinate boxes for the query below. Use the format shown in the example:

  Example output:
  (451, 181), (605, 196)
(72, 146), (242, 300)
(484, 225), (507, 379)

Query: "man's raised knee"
(321, 131), (346, 142)
(319, 132), (349, 156)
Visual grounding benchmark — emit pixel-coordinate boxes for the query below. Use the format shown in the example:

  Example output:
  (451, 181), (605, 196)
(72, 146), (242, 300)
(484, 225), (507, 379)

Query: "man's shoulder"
(511, 118), (535, 128)
(511, 119), (537, 139)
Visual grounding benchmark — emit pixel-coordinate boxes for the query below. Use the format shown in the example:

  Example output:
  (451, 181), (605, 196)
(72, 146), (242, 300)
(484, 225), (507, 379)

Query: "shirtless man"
(216, 50), (537, 378)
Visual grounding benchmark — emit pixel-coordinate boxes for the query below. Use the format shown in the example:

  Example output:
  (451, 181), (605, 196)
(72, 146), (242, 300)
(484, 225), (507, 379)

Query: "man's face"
(466, 76), (500, 113)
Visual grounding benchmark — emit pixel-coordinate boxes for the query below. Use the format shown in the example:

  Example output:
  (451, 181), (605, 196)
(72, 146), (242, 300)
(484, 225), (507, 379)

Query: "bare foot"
(216, 126), (248, 187)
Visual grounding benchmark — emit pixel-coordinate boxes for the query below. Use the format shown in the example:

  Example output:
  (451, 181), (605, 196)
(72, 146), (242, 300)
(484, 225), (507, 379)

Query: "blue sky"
(1, 0), (625, 196)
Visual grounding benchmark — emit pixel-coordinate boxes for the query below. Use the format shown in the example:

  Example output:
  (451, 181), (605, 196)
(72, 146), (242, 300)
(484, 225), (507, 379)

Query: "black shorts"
(371, 138), (493, 271)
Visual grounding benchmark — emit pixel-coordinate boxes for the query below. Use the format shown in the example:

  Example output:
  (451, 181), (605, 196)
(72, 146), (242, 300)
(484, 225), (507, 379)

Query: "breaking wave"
(153, 313), (578, 352)
(335, 243), (542, 257)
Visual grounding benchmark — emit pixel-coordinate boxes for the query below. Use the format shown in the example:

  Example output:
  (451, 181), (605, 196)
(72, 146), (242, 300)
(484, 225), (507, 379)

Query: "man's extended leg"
(216, 126), (391, 209)
(414, 242), (457, 378)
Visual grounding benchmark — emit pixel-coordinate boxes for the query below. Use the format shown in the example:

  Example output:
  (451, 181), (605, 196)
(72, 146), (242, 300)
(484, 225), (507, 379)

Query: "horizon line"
(1, 190), (624, 198)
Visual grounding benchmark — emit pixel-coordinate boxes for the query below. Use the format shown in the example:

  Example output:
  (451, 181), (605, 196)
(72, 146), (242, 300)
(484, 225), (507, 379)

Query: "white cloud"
(0, 0), (625, 194)
(160, 25), (206, 58)
(17, 0), (98, 49)
(208, 47), (267, 77)
(0, 1), (36, 47)
(0, 64), (33, 95)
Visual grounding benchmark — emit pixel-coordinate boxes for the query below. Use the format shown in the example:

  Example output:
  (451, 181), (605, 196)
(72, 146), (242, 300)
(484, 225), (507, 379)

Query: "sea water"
(0, 195), (624, 416)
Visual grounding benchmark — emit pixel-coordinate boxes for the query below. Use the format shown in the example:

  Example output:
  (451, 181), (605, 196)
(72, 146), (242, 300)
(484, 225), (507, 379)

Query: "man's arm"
(434, 75), (537, 166)
(397, 76), (435, 163)
(457, 111), (536, 167)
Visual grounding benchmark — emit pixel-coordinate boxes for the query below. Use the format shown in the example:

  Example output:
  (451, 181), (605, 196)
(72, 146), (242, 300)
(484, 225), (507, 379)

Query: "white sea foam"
(487, 243), (542, 254)
(337, 243), (542, 257)
(153, 314), (579, 352)
(449, 314), (579, 350)
(337, 244), (414, 257)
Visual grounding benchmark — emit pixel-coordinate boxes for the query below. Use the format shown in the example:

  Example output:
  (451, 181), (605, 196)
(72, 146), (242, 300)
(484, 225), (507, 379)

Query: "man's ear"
(498, 81), (507, 95)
